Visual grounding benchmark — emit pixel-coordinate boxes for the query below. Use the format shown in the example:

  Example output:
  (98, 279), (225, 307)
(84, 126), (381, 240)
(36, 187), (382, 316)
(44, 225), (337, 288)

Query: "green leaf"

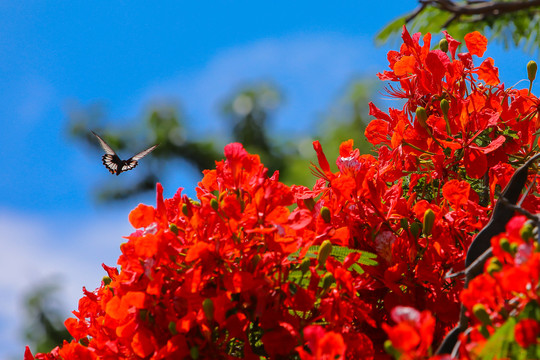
(477, 317), (516, 359)
(375, 16), (408, 45)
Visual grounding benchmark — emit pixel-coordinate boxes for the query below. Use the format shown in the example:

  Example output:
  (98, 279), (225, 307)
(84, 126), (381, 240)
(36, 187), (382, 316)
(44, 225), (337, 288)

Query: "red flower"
(298, 325), (346, 360)
(514, 319), (540, 348)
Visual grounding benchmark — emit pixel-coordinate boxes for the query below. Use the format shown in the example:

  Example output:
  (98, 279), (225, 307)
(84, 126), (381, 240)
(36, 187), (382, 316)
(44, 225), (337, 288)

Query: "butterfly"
(91, 131), (159, 175)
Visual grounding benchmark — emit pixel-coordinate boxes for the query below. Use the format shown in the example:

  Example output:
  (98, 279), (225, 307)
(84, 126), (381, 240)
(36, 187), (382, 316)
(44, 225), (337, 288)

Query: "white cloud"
(0, 209), (132, 359)
(132, 34), (386, 137)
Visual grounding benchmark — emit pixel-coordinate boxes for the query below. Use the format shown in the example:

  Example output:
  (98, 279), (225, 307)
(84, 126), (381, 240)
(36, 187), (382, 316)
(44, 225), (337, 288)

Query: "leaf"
(288, 246), (378, 268)
(478, 318), (516, 359)
(375, 16), (408, 45)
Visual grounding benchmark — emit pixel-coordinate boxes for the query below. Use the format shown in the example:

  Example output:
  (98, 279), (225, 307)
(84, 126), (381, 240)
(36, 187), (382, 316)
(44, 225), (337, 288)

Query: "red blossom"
(515, 319), (540, 348)
(28, 28), (540, 360)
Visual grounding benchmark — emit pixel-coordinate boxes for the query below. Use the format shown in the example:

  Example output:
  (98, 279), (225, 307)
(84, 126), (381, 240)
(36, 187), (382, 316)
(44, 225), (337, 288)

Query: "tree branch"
(414, 0), (540, 20)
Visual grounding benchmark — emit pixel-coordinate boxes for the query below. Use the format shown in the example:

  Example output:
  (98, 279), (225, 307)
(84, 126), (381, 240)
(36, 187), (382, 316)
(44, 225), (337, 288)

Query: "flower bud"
(80, 337), (89, 347)
(321, 272), (335, 290)
(510, 242), (519, 254)
(317, 240), (333, 269)
(251, 254), (261, 269)
(423, 209), (436, 236)
(499, 237), (511, 253)
(527, 60), (537, 82)
(320, 206), (331, 223)
(472, 303), (492, 325)
(303, 197), (316, 211)
(139, 309), (149, 322)
(440, 99), (449, 117)
(300, 257), (311, 274)
(400, 218), (408, 231)
(440, 99), (452, 135)
(168, 321), (177, 335)
(190, 346), (200, 359)
(384, 339), (401, 358)
(202, 298), (214, 322)
(210, 198), (219, 211)
(439, 38), (448, 53)
(487, 257), (502, 275)
(416, 106), (428, 129)
(409, 222), (422, 238)
(520, 221), (535, 241)
(169, 223), (179, 235)
(181, 203), (189, 216)
(102, 276), (112, 286)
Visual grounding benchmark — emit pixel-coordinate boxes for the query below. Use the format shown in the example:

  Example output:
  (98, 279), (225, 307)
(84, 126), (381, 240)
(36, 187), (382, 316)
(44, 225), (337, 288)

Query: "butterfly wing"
(102, 154), (123, 175)
(121, 144), (159, 173)
(91, 131), (117, 156)
(130, 144), (159, 162)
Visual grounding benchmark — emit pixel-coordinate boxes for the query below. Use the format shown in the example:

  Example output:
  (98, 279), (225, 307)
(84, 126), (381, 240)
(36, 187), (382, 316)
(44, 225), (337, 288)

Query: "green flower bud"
(202, 298), (214, 322)
(527, 60), (537, 82)
(487, 258), (502, 275)
(168, 321), (177, 335)
(303, 197), (316, 211)
(439, 38), (448, 53)
(384, 339), (400, 358)
(423, 209), (436, 236)
(440, 99), (452, 135)
(479, 324), (490, 339)
(190, 346), (199, 359)
(181, 203), (189, 216)
(400, 218), (409, 231)
(520, 221), (535, 241)
(79, 337), (90, 347)
(169, 223), (179, 235)
(416, 106), (428, 129)
(440, 99), (449, 117)
(499, 237), (511, 253)
(321, 272), (335, 290)
(300, 257), (311, 274)
(210, 198), (219, 211)
(317, 240), (333, 269)
(510, 242), (519, 255)
(320, 206), (331, 223)
(439, 99), (452, 135)
(139, 309), (149, 322)
(102, 276), (112, 286)
(473, 304), (492, 325)
(251, 254), (261, 269)
(409, 222), (422, 239)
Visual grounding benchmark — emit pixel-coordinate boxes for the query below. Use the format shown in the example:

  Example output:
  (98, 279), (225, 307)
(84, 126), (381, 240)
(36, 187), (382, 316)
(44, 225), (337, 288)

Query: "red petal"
(442, 30), (461, 59)
(365, 119), (390, 145)
(477, 57), (500, 86)
(464, 31), (488, 57)
(312, 141), (331, 175)
(464, 148), (487, 179)
(129, 204), (155, 229)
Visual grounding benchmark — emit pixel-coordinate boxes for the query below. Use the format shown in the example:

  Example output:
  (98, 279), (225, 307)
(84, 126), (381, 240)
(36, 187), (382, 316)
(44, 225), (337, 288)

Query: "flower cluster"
(26, 27), (540, 359)
(383, 216), (540, 359)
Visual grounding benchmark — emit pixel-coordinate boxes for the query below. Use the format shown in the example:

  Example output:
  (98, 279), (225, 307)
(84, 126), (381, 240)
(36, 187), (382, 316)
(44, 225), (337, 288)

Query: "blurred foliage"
(22, 281), (72, 354)
(377, 0), (540, 54)
(68, 81), (375, 201)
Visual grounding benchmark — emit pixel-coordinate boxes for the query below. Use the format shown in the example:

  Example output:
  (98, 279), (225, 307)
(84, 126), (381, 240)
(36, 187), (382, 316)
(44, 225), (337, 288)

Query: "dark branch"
(413, 0), (540, 21)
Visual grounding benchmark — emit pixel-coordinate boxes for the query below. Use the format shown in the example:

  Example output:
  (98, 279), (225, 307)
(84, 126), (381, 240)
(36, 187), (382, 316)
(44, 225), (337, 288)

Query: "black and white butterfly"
(91, 131), (159, 175)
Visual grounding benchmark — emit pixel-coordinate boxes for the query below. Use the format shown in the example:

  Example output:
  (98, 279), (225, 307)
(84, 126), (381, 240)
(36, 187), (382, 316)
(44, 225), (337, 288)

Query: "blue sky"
(0, 2), (537, 358)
